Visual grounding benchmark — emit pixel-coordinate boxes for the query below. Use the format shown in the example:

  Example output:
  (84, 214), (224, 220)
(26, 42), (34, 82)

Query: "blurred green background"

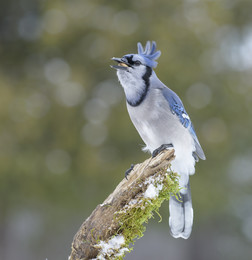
(1, 0), (252, 259)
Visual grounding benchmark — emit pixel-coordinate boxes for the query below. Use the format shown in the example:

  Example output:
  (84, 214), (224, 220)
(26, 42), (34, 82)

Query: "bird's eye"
(134, 60), (142, 66)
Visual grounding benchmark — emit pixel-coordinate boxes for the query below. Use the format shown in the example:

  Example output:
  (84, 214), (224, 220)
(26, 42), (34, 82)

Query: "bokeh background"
(1, 0), (252, 259)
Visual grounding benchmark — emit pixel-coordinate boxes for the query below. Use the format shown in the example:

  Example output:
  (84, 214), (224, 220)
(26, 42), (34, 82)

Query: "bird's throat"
(126, 67), (152, 107)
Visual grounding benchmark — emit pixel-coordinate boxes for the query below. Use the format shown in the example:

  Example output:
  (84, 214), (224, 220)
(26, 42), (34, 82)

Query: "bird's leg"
(152, 143), (173, 158)
(125, 164), (134, 180)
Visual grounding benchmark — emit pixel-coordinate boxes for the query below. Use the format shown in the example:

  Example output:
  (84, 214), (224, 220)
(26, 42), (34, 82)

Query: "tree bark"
(69, 149), (176, 260)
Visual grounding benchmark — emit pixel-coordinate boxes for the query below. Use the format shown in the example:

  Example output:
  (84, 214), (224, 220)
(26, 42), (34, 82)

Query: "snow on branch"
(69, 149), (178, 260)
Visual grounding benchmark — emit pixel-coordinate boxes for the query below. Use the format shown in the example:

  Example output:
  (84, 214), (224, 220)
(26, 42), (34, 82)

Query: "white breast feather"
(127, 87), (196, 177)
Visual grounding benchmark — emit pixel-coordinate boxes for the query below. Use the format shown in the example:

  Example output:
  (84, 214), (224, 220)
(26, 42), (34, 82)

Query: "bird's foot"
(152, 143), (173, 158)
(125, 164), (134, 180)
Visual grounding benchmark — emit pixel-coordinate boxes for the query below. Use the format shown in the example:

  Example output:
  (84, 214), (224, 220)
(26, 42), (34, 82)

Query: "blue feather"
(161, 87), (206, 160)
(137, 41), (161, 68)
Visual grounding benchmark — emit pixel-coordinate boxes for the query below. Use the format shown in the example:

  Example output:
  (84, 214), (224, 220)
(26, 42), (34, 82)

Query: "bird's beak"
(111, 57), (130, 70)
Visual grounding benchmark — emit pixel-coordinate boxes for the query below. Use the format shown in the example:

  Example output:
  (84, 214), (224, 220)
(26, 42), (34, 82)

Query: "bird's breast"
(127, 89), (181, 150)
(127, 88), (196, 175)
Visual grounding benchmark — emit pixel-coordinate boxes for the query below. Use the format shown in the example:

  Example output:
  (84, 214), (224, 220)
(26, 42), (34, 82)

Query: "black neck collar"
(127, 66), (152, 107)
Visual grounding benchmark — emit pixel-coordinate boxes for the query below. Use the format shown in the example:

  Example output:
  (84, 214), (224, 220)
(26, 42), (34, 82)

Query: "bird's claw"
(152, 143), (173, 158)
(125, 164), (134, 180)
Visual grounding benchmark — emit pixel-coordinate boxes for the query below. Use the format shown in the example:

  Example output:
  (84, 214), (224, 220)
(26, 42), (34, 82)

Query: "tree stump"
(69, 149), (178, 260)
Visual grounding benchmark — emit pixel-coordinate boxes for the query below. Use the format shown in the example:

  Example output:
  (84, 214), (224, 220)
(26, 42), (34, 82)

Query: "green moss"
(113, 167), (180, 259)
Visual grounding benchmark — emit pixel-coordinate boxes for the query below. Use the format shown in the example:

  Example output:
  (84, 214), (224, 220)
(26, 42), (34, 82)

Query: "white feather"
(126, 72), (196, 177)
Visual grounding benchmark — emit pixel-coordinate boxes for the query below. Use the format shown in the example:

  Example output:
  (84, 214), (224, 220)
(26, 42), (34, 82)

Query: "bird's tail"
(169, 180), (193, 239)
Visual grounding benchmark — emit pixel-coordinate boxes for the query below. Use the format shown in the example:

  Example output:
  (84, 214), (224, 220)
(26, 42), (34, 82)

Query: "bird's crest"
(137, 41), (161, 68)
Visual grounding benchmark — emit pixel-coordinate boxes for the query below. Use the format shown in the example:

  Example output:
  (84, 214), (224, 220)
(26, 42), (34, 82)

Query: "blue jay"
(111, 41), (206, 239)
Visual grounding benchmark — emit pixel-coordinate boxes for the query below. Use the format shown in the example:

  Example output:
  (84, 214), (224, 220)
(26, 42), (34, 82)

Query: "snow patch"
(143, 174), (165, 199)
(144, 183), (158, 199)
(94, 235), (128, 259)
(144, 183), (163, 199)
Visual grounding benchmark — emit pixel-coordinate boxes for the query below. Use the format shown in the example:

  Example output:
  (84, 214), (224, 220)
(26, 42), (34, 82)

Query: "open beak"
(111, 57), (130, 70)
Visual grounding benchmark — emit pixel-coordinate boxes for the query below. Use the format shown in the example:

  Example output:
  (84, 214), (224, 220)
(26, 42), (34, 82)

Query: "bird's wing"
(161, 87), (206, 160)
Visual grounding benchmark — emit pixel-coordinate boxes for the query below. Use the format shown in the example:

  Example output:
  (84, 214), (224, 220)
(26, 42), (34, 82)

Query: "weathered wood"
(69, 149), (175, 260)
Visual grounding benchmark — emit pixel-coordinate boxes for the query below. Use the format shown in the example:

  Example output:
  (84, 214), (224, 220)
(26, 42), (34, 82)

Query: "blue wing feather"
(169, 96), (190, 128)
(161, 87), (206, 160)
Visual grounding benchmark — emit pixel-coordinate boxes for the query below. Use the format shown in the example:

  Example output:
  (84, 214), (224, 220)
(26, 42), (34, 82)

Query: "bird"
(111, 41), (206, 239)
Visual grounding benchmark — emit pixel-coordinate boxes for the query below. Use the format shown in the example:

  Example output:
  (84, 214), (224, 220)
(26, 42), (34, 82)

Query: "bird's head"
(111, 41), (161, 88)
